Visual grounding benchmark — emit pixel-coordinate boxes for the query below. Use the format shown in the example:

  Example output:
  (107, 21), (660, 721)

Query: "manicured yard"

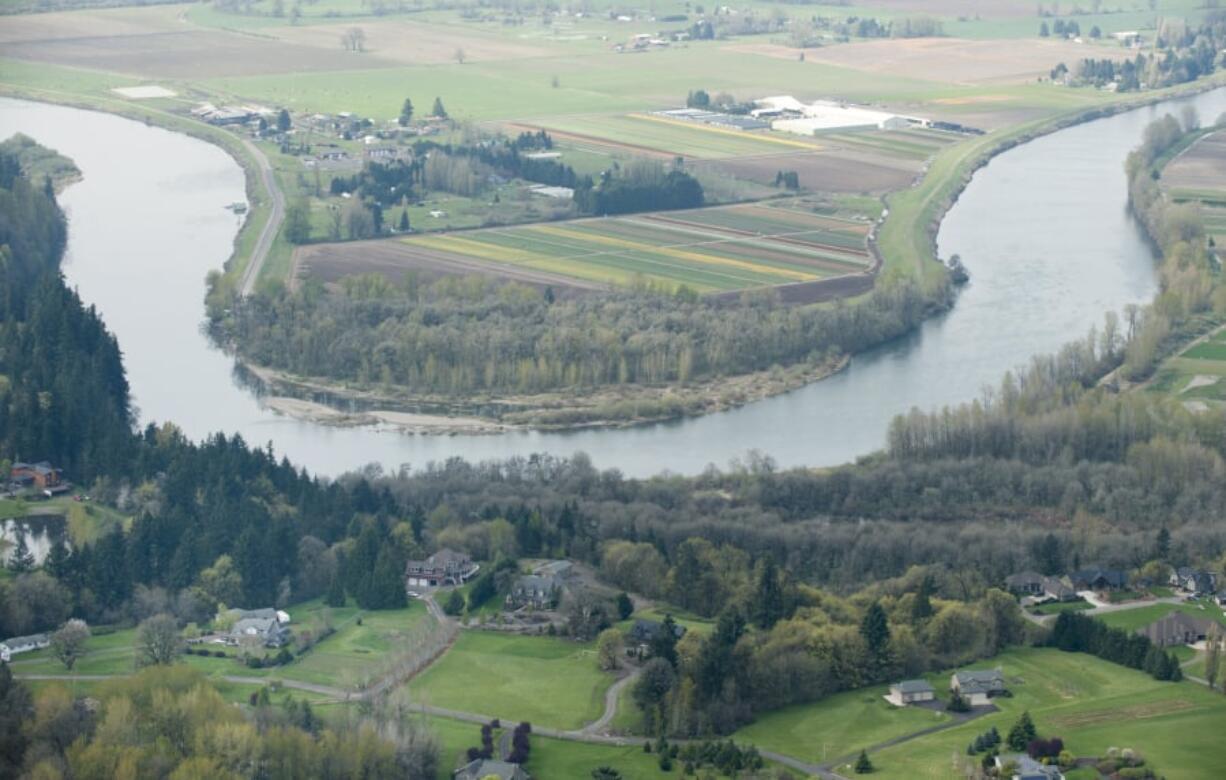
(1032, 598), (1092, 615)
(408, 631), (613, 730)
(1095, 600), (1226, 632)
(734, 683), (949, 765)
(865, 647), (1226, 780)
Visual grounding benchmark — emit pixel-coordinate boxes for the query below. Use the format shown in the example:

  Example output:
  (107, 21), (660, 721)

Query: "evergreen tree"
(911, 575), (934, 621)
(398, 209), (410, 232)
(751, 556), (785, 629)
(325, 573), (346, 607)
(8, 532), (34, 573)
(651, 614), (680, 667)
(860, 601), (893, 678)
(366, 547), (407, 609)
(1006, 711), (1037, 752)
(431, 97), (448, 119)
(398, 97), (414, 126)
(44, 536), (70, 580)
(616, 592), (634, 620)
(854, 750), (873, 774)
(1154, 527), (1171, 561)
(276, 109), (291, 133)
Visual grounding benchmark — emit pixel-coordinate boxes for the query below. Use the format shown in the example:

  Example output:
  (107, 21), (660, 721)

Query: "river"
(3, 90), (1225, 477)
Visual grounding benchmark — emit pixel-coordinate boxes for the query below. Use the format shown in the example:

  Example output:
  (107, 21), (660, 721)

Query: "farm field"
(319, 201), (874, 294)
(533, 113), (823, 159)
(406, 631), (613, 730)
(865, 647), (1226, 780)
(1146, 325), (1226, 410)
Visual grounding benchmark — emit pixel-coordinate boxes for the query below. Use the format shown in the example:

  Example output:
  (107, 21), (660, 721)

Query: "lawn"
(407, 631), (613, 730)
(273, 600), (429, 688)
(733, 683), (950, 765)
(1094, 600), (1226, 633)
(1032, 599), (1092, 615)
(864, 647), (1226, 780)
(8, 627), (139, 676)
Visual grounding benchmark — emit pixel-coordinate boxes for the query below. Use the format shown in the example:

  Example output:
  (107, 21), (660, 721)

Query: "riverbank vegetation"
(219, 271), (940, 427)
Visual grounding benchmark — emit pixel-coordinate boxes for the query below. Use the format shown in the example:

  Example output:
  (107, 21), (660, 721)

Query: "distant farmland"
(300, 201), (875, 295)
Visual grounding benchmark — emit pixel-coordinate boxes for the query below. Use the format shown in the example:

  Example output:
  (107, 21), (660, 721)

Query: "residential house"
(886, 679), (935, 706)
(1136, 611), (1213, 648)
(1069, 567), (1127, 592)
(506, 574), (564, 610)
(1004, 572), (1076, 602)
(627, 618), (687, 655)
(404, 548), (478, 592)
(228, 608), (292, 648)
(994, 753), (1064, 780)
(10, 462), (62, 490)
(1170, 567), (1217, 596)
(453, 759), (530, 780)
(534, 560), (573, 579)
(950, 669), (1005, 706)
(0, 633), (49, 663)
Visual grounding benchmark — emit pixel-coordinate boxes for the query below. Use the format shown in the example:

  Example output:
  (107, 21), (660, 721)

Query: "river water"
(4, 90), (1225, 477)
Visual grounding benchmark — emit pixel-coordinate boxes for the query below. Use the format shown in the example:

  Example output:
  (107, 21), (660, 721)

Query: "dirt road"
(238, 137), (283, 297)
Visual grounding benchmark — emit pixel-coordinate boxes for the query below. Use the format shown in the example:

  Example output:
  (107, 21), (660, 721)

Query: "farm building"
(752, 96), (923, 134)
(0, 633), (49, 662)
(404, 548), (478, 591)
(886, 679), (935, 706)
(1136, 612), (1214, 648)
(951, 669), (1005, 706)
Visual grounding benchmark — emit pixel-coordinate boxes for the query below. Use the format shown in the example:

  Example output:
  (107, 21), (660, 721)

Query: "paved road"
(237, 137), (284, 297)
(579, 666), (641, 736)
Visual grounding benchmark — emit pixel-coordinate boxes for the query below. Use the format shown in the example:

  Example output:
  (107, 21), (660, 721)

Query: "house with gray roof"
(506, 574), (564, 610)
(886, 679), (934, 706)
(453, 758), (530, 780)
(1136, 611), (1213, 648)
(994, 753), (1064, 780)
(951, 668), (1005, 706)
(0, 633), (49, 662)
(1005, 572), (1076, 602)
(229, 611), (291, 648)
(1170, 567), (1217, 596)
(405, 548), (478, 592)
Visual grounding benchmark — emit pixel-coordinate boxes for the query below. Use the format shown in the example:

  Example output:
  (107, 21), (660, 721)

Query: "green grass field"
(865, 647), (1226, 780)
(1093, 600), (1226, 632)
(407, 632), (613, 730)
(734, 683), (950, 765)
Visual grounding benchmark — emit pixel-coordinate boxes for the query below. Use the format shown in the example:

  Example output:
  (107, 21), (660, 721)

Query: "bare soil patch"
(294, 237), (604, 293)
(694, 150), (918, 193)
(734, 38), (1123, 85)
(267, 20), (549, 65)
(1164, 130), (1226, 191)
(2, 30), (397, 78)
(0, 6), (185, 45)
(845, 0), (1036, 16)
